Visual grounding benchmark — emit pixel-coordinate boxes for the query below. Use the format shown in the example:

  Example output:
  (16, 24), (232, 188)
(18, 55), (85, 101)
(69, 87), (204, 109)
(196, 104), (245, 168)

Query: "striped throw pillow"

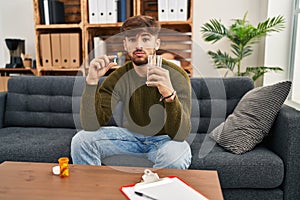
(209, 81), (291, 154)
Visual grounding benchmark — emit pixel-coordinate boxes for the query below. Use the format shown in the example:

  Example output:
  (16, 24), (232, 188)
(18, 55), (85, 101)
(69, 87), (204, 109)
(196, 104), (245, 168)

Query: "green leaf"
(231, 44), (253, 58)
(245, 66), (283, 81)
(257, 15), (285, 34)
(208, 50), (237, 71)
(201, 19), (228, 43)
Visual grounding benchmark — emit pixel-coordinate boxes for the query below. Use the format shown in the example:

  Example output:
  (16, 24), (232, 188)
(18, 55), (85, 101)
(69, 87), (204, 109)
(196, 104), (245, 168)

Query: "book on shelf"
(93, 37), (107, 58)
(39, 0), (45, 24)
(41, 0), (65, 25)
(118, 0), (132, 22)
(117, 0), (127, 22)
(50, 0), (65, 24)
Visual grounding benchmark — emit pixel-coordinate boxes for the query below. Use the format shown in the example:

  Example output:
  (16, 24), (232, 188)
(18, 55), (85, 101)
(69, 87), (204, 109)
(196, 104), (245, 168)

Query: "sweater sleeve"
(80, 83), (100, 131)
(80, 76), (121, 131)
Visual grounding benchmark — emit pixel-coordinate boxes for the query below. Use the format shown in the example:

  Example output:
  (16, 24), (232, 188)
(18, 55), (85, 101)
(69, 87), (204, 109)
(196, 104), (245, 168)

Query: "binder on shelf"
(49, 0), (65, 24)
(168, 0), (178, 21)
(177, 0), (188, 21)
(118, 0), (127, 22)
(43, 0), (65, 24)
(98, 0), (107, 23)
(106, 0), (118, 23)
(39, 0), (45, 24)
(50, 33), (62, 66)
(69, 33), (80, 68)
(43, 0), (50, 25)
(88, 0), (119, 24)
(88, 0), (98, 24)
(60, 33), (71, 67)
(40, 34), (52, 67)
(158, 0), (169, 21)
(126, 0), (132, 19)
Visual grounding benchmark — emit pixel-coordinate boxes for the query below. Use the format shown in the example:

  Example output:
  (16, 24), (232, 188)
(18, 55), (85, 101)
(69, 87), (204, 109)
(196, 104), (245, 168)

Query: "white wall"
(0, 0), (36, 68)
(192, 0), (268, 78)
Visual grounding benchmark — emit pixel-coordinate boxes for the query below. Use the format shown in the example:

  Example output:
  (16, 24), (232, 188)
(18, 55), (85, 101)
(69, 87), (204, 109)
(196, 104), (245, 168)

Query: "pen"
(134, 191), (158, 200)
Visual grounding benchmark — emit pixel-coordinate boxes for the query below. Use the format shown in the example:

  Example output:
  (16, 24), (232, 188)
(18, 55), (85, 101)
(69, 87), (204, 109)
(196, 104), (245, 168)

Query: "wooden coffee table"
(0, 161), (223, 200)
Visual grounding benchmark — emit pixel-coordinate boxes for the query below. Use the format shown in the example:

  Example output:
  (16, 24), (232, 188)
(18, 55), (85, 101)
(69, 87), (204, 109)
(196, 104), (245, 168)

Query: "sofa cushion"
(0, 127), (77, 163)
(189, 133), (284, 189)
(4, 76), (83, 128)
(209, 81), (291, 154)
(190, 77), (254, 133)
(4, 76), (122, 129)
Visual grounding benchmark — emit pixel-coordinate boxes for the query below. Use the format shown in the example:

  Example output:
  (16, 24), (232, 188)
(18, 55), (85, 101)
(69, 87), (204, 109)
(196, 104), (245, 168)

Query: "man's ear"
(123, 39), (128, 51)
(155, 38), (160, 50)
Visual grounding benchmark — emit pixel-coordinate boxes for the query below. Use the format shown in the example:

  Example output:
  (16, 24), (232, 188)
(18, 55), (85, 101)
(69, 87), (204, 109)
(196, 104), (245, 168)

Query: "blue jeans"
(71, 126), (192, 169)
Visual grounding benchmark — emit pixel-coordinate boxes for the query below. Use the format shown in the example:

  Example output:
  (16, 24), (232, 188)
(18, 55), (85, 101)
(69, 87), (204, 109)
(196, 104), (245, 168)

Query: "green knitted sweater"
(80, 60), (191, 141)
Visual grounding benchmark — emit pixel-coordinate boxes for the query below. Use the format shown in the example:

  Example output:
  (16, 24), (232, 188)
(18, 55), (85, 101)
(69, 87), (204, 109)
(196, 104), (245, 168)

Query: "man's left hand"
(146, 66), (175, 101)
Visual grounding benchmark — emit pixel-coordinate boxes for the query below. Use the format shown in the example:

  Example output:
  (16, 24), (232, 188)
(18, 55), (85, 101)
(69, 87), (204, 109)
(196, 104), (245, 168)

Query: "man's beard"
(132, 57), (148, 66)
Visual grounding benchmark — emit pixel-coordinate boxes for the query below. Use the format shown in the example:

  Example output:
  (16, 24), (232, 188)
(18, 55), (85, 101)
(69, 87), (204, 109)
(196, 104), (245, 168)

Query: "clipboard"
(120, 169), (209, 200)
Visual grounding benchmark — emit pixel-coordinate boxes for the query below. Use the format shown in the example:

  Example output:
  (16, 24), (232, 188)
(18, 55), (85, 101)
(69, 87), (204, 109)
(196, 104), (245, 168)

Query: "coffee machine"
(5, 38), (25, 68)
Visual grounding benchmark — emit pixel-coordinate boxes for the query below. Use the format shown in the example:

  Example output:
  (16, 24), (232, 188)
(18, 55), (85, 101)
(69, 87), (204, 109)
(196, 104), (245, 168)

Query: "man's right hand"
(86, 55), (117, 85)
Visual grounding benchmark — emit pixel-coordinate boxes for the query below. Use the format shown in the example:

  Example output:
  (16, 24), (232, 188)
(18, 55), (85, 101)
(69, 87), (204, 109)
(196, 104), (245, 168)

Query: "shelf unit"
(33, 0), (194, 76)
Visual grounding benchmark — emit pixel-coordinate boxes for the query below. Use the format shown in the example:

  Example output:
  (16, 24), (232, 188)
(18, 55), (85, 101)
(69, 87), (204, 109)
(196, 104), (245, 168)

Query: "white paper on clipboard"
(120, 176), (209, 200)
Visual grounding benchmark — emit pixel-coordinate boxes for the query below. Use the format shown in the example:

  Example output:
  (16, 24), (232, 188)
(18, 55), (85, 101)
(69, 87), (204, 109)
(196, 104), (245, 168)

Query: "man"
(71, 15), (192, 169)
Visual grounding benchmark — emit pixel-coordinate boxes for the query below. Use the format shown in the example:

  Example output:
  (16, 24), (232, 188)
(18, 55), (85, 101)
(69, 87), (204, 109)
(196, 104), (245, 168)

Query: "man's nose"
(136, 38), (143, 49)
(136, 46), (143, 50)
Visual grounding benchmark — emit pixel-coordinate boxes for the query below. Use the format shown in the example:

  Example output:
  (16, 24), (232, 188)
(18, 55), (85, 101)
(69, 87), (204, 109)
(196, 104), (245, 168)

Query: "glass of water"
(148, 54), (162, 68)
(147, 55), (162, 80)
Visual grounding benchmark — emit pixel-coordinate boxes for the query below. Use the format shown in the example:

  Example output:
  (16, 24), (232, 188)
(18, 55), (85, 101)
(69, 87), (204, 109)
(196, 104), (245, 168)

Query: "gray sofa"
(0, 76), (299, 200)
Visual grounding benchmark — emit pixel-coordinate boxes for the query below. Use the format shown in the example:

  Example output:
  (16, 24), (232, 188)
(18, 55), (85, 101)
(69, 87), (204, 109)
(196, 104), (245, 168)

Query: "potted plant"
(201, 12), (285, 81)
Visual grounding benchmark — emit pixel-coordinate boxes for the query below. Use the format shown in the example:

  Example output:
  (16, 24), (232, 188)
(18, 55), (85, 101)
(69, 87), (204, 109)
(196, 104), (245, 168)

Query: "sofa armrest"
(265, 104), (300, 200)
(0, 92), (7, 128)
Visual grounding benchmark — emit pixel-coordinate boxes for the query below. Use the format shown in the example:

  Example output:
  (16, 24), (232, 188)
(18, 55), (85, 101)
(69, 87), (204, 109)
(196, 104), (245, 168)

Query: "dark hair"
(120, 15), (161, 37)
